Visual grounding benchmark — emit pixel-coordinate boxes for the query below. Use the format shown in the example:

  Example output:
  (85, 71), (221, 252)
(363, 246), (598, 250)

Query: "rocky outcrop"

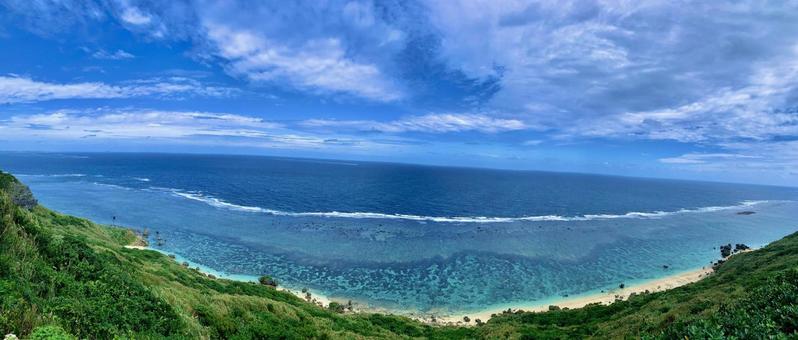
(0, 172), (37, 209)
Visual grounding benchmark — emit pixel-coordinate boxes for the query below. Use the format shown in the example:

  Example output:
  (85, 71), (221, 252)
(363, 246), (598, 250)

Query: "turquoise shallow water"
(2, 152), (797, 314)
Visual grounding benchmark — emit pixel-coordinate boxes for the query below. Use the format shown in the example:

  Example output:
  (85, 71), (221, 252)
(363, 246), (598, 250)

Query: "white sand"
(123, 245), (148, 250)
(434, 267), (714, 325)
(434, 249), (753, 325)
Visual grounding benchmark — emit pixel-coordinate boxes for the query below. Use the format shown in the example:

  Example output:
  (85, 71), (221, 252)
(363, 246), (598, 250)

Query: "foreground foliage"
(1, 171), (797, 339)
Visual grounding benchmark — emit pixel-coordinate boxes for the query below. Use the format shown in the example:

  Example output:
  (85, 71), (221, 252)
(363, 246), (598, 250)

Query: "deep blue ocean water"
(2, 152), (798, 314)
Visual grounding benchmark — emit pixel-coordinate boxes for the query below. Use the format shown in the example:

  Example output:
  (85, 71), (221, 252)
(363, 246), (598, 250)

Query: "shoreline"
(124, 242), (724, 325)
(433, 266), (714, 324)
(432, 250), (751, 325)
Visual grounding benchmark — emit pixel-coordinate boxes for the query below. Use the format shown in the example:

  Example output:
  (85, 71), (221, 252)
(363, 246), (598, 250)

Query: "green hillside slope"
(1, 171), (796, 339)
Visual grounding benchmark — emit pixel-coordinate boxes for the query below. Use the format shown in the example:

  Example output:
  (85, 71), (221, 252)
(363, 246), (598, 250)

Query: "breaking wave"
(17, 173), (87, 178)
(166, 189), (770, 223)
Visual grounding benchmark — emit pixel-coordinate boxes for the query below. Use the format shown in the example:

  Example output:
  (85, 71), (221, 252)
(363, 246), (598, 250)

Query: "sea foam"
(166, 189), (771, 223)
(17, 173), (87, 178)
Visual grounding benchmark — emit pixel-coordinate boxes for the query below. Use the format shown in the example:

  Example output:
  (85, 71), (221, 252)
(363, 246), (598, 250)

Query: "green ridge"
(1, 171), (796, 339)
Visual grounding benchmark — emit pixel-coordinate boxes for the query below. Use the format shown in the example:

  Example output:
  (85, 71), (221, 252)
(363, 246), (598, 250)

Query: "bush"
(29, 325), (75, 340)
(258, 275), (278, 287)
(328, 302), (346, 313)
(656, 269), (798, 338)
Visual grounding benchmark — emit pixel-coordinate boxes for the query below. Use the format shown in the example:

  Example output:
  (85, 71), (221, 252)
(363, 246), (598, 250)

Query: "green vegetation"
(258, 275), (278, 288)
(1, 170), (797, 339)
(0, 172), (36, 209)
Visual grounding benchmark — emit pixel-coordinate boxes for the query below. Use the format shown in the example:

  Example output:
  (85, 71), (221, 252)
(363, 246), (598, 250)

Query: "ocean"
(2, 152), (797, 315)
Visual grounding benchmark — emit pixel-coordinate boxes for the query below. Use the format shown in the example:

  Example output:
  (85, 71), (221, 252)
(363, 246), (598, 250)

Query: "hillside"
(1, 171), (797, 339)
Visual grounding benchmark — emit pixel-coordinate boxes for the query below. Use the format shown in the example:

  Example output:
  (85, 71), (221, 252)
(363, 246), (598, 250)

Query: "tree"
(328, 302), (346, 313)
(258, 276), (278, 287)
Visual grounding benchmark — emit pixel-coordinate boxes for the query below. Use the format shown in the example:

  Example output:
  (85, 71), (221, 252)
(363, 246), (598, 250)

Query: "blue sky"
(0, 0), (797, 186)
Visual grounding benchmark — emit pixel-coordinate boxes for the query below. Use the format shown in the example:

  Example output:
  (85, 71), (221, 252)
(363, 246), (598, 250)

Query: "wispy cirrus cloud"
(92, 49), (135, 60)
(202, 23), (403, 102)
(659, 153), (762, 165)
(0, 109), (419, 151)
(422, 1), (798, 143)
(191, 0), (412, 102)
(301, 113), (527, 134)
(0, 110), (279, 139)
(657, 141), (798, 184)
(567, 45), (798, 144)
(0, 75), (238, 103)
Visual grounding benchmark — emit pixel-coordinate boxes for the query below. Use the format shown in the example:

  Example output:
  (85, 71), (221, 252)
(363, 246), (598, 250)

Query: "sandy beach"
(432, 249), (752, 325)
(433, 266), (714, 325)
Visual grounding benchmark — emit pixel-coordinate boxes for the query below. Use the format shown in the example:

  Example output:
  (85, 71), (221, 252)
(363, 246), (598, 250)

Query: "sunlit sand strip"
(431, 266), (714, 325)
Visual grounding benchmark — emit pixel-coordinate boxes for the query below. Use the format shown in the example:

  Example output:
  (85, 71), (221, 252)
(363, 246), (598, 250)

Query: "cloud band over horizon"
(1, 0), (797, 185)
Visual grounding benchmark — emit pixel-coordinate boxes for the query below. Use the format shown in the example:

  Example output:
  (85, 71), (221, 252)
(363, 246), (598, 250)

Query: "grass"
(1, 170), (797, 339)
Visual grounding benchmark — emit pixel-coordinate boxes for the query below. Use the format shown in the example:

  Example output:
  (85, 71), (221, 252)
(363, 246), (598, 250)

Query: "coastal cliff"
(1, 171), (797, 339)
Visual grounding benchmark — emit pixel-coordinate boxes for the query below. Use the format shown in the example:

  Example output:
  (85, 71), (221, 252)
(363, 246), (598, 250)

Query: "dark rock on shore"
(720, 243), (751, 258)
(720, 244), (733, 258)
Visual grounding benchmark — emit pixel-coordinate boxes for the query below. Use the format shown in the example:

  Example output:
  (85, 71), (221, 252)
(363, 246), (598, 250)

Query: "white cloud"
(0, 109), (428, 150)
(203, 23), (402, 102)
(2, 0), (797, 184)
(119, 6), (152, 25)
(0, 75), (238, 103)
(659, 153), (761, 164)
(92, 49), (136, 60)
(565, 43), (798, 143)
(422, 0), (637, 89)
(657, 142), (798, 185)
(0, 110), (280, 140)
(301, 113), (527, 133)
(421, 1), (798, 144)
(522, 139), (543, 146)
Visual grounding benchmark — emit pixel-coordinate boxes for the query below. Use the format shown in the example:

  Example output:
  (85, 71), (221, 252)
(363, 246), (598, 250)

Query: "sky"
(0, 0), (797, 186)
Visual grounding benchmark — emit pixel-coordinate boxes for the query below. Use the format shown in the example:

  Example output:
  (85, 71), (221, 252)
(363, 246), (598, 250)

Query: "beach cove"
(125, 238), (748, 326)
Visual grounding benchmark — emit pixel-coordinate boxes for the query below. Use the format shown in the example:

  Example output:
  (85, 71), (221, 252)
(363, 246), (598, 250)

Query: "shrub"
(656, 269), (798, 339)
(328, 302), (346, 313)
(258, 275), (278, 287)
(29, 325), (75, 340)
